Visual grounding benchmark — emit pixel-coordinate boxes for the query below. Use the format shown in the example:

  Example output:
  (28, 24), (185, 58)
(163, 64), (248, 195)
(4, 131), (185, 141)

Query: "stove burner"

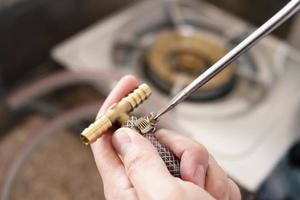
(112, 4), (269, 111)
(143, 31), (236, 101)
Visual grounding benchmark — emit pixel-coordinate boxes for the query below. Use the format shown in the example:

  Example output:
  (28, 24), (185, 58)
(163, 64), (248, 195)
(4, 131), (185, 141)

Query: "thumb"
(112, 128), (176, 199)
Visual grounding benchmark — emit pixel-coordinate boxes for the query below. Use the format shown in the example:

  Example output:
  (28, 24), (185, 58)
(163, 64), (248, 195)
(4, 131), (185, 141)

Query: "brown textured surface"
(0, 116), (105, 200)
(0, 116), (47, 176)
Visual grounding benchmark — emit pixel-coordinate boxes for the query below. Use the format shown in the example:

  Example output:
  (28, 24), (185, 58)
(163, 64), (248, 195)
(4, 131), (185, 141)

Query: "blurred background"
(1, 0), (300, 199)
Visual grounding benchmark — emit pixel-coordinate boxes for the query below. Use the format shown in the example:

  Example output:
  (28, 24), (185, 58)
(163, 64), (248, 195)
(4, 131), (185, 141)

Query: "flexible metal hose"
(123, 114), (180, 177)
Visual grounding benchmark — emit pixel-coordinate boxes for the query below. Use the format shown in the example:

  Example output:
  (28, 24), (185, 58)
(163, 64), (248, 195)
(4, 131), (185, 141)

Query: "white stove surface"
(51, 0), (300, 191)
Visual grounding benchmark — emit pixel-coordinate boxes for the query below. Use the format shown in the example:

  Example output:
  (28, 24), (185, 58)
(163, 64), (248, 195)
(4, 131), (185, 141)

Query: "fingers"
(156, 129), (241, 200)
(206, 157), (241, 200)
(155, 129), (209, 188)
(179, 181), (216, 200)
(228, 179), (241, 200)
(112, 128), (176, 199)
(92, 133), (136, 200)
(205, 157), (230, 200)
(91, 75), (139, 197)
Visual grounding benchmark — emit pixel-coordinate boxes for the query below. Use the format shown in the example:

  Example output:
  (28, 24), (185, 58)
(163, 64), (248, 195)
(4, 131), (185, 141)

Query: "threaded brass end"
(80, 115), (112, 144)
(80, 83), (152, 144)
(123, 83), (151, 109)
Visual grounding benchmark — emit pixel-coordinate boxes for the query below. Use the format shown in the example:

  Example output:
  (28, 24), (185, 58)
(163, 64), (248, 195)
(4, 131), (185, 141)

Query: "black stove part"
(0, 0), (135, 89)
(255, 157), (300, 200)
(288, 141), (300, 168)
(0, 100), (13, 135)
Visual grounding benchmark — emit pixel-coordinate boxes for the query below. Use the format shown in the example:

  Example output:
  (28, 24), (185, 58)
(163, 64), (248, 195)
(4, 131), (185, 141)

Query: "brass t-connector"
(80, 84), (152, 144)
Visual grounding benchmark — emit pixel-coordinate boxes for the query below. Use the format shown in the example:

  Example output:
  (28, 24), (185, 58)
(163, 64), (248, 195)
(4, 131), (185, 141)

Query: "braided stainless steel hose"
(123, 113), (180, 177)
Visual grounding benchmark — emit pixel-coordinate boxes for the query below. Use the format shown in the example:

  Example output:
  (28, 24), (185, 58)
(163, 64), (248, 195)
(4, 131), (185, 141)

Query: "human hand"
(91, 75), (241, 200)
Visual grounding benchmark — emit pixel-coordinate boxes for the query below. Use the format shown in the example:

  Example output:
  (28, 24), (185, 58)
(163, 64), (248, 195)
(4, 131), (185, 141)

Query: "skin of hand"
(91, 75), (241, 200)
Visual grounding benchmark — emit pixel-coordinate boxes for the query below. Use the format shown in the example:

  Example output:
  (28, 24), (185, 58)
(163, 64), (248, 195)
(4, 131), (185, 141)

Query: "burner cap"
(143, 31), (236, 101)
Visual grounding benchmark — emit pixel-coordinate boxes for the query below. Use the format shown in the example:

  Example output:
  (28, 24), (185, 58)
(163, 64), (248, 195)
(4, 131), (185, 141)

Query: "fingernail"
(113, 128), (132, 156)
(194, 165), (205, 187)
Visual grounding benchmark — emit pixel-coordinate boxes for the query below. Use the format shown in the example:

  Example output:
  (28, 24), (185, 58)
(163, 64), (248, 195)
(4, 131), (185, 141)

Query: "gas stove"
(52, 0), (300, 191)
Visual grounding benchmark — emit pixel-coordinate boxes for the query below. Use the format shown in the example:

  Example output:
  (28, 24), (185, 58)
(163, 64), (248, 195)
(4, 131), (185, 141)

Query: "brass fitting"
(80, 83), (152, 145)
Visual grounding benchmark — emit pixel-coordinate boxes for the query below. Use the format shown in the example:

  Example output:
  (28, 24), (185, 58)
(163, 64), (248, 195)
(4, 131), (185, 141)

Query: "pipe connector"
(80, 83), (151, 144)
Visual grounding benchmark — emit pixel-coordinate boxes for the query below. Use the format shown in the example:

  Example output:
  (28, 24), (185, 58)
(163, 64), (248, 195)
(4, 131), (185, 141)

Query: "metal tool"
(154, 0), (300, 120)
